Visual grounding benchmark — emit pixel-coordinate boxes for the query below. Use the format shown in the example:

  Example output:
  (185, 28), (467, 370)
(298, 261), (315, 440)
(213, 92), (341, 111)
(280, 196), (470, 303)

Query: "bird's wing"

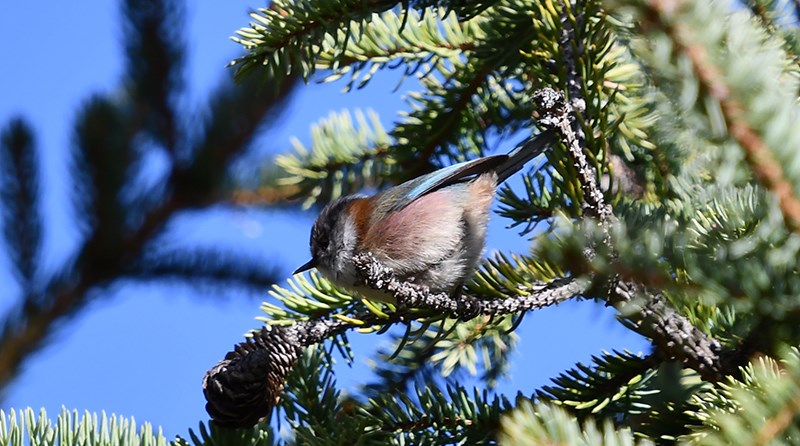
(387, 154), (508, 212)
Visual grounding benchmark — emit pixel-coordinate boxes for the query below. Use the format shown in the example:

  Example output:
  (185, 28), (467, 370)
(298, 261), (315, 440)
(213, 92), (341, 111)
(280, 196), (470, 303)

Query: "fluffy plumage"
(298, 155), (505, 300)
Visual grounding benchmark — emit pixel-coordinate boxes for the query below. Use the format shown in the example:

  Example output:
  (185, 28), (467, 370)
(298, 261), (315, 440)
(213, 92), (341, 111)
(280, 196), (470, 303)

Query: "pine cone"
(203, 325), (302, 428)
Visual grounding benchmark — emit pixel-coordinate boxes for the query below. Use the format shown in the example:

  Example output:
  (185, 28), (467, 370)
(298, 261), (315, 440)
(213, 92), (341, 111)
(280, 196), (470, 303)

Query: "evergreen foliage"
(5, 0), (800, 444)
(0, 408), (168, 446)
(223, 0), (800, 442)
(0, 0), (296, 396)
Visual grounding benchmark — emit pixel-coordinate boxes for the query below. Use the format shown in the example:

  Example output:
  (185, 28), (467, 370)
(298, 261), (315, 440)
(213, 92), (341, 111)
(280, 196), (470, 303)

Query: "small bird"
(294, 131), (553, 301)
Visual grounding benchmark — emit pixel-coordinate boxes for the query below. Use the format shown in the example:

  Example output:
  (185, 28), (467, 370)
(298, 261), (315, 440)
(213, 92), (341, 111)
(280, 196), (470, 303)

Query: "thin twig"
(203, 252), (585, 427)
(353, 252), (583, 319)
(533, 88), (613, 232)
(541, 17), (729, 381)
(613, 282), (724, 380)
(557, 3), (612, 228)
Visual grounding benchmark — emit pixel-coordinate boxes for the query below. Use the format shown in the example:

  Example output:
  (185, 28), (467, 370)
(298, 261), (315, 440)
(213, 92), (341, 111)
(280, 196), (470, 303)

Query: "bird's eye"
(312, 195), (355, 254)
(317, 234), (329, 250)
(311, 223), (330, 252)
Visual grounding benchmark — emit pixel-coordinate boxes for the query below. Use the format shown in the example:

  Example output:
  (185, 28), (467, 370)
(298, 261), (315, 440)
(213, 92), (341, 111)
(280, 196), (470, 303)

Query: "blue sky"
(0, 2), (650, 439)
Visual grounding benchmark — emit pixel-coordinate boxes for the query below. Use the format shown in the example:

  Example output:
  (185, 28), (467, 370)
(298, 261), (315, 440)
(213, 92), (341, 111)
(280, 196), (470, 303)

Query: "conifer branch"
(0, 118), (40, 286)
(0, 408), (170, 446)
(206, 82), (742, 427)
(127, 248), (281, 293)
(202, 0), (800, 438)
(612, 282), (725, 381)
(499, 401), (646, 445)
(229, 185), (302, 207)
(533, 88), (613, 232)
(688, 348), (800, 444)
(534, 21), (736, 381)
(366, 315), (518, 395)
(746, 2), (778, 33)
(559, 1), (587, 118)
(314, 9), (480, 89)
(123, 0), (184, 152)
(0, 69), (297, 395)
(536, 350), (660, 421)
(353, 252), (584, 319)
(366, 334), (439, 396)
(203, 253), (583, 427)
(642, 0), (800, 232)
(273, 109), (395, 207)
(754, 387), (800, 444)
(231, 0), (402, 79)
(535, 83), (728, 380)
(399, 62), (495, 178)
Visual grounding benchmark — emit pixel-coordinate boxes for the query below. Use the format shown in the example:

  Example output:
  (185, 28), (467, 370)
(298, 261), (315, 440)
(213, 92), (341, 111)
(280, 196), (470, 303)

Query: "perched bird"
(294, 131), (553, 300)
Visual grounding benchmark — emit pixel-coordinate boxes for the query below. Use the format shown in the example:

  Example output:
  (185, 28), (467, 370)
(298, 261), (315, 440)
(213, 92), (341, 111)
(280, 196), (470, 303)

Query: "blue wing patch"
(389, 154), (508, 212)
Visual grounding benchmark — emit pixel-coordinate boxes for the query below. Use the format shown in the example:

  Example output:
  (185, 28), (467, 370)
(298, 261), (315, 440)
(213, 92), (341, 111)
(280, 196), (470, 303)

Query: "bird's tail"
(495, 128), (556, 183)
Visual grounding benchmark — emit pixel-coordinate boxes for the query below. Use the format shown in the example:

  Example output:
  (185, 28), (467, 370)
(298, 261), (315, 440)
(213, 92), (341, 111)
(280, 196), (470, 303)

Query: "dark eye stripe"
(310, 195), (365, 254)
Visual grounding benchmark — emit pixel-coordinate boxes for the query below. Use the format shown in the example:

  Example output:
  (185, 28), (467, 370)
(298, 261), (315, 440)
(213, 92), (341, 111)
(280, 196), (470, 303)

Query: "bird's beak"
(293, 258), (316, 275)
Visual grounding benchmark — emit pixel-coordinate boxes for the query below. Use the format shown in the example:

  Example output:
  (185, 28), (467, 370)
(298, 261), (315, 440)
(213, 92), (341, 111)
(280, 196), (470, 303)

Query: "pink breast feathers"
(363, 189), (465, 264)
